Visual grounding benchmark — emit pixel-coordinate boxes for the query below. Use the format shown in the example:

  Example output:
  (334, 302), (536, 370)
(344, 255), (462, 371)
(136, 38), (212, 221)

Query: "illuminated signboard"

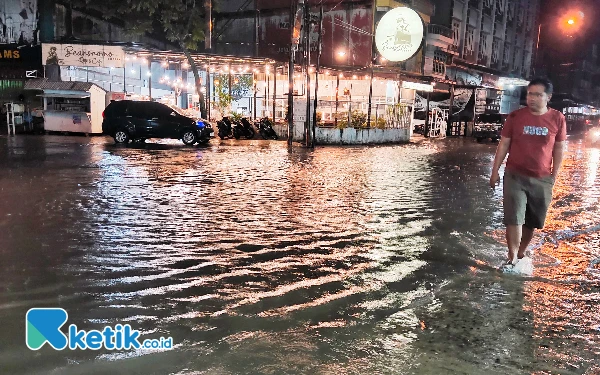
(42, 44), (125, 68)
(375, 7), (424, 62)
(498, 77), (529, 87)
(402, 81), (434, 92)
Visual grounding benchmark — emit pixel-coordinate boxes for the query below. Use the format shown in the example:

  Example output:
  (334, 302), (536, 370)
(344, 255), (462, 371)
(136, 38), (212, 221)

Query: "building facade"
(427, 0), (539, 114)
(214, 0), (541, 126)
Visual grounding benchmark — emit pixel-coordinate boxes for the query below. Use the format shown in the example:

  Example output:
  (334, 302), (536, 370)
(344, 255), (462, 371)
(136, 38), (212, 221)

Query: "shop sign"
(0, 47), (21, 60)
(42, 44), (125, 68)
(402, 81), (434, 92)
(375, 7), (424, 62)
(498, 77), (529, 87)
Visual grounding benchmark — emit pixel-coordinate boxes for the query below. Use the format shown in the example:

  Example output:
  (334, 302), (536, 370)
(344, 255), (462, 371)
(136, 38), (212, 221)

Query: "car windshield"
(165, 104), (186, 116)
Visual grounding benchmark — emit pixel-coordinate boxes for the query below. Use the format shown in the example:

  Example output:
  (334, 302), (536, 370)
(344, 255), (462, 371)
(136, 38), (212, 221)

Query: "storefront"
(0, 44), (42, 100)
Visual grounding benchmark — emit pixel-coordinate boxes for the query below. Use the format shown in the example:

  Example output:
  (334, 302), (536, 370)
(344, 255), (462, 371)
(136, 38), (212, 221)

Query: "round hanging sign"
(375, 7), (425, 62)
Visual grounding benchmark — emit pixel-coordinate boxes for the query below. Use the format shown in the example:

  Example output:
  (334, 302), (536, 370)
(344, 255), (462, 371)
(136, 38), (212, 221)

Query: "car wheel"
(181, 130), (197, 145)
(114, 129), (130, 144)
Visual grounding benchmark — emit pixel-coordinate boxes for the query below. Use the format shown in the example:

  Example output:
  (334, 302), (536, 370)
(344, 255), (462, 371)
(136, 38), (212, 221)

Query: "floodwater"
(0, 133), (599, 375)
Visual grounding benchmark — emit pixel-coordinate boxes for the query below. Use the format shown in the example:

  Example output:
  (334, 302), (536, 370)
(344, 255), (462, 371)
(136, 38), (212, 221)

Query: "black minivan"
(102, 100), (213, 145)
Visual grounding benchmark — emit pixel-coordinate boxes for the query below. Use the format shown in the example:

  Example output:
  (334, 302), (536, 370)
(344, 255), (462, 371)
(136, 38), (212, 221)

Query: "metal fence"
(315, 99), (414, 129)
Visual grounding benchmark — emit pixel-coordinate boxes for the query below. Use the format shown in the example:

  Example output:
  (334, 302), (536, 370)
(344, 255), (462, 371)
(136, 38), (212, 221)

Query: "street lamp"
(535, 10), (584, 75)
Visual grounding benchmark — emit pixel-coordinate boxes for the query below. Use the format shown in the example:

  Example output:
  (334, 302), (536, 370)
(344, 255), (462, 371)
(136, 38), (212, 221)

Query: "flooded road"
(0, 134), (599, 374)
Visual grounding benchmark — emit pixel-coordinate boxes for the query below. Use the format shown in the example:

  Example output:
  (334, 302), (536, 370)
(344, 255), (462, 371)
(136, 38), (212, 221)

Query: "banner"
(475, 88), (487, 115)
(42, 44), (125, 68)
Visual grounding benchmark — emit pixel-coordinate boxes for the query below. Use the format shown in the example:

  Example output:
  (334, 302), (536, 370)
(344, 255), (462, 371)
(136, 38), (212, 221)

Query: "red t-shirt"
(501, 107), (567, 178)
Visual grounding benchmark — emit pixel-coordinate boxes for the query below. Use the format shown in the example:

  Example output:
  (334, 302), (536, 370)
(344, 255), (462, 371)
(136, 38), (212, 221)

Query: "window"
(492, 39), (500, 62)
(149, 103), (175, 119)
(433, 50), (446, 74)
(128, 102), (147, 118)
(452, 20), (461, 48)
(464, 26), (475, 54)
(516, 3), (524, 26)
(48, 97), (91, 113)
(503, 43), (511, 65)
(479, 32), (489, 58)
(105, 101), (128, 117)
(507, 0), (514, 21)
(496, 0), (506, 14)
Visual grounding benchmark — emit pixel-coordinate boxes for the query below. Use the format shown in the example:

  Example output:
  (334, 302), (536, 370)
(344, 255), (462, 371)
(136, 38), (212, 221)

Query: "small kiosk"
(24, 80), (107, 134)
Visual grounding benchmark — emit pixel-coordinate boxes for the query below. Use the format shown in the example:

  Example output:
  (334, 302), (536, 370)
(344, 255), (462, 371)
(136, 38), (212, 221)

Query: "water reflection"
(0, 135), (599, 374)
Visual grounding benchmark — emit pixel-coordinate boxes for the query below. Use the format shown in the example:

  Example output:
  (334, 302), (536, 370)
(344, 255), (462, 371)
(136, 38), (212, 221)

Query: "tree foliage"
(213, 74), (253, 101)
(211, 74), (253, 115)
(68, 0), (218, 118)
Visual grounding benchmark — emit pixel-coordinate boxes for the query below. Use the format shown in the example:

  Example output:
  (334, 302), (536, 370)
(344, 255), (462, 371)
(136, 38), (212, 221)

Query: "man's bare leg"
(506, 225), (522, 263)
(518, 225), (535, 259)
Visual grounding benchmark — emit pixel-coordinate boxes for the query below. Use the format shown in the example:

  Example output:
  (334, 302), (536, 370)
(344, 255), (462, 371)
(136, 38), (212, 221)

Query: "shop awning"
(37, 93), (90, 99)
(24, 79), (95, 91)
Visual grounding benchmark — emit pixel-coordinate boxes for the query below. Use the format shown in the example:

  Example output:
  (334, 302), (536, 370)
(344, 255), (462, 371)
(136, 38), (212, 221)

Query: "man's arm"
(490, 136), (511, 189)
(552, 141), (566, 178)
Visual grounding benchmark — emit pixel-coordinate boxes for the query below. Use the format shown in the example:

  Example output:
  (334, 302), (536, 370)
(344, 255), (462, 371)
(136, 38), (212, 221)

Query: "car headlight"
(196, 120), (206, 129)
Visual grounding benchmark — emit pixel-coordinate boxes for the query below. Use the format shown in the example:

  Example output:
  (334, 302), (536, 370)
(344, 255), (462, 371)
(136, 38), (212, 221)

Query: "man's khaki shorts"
(503, 170), (555, 229)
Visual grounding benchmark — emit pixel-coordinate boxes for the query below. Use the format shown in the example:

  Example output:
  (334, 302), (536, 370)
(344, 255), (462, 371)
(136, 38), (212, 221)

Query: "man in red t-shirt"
(490, 77), (567, 269)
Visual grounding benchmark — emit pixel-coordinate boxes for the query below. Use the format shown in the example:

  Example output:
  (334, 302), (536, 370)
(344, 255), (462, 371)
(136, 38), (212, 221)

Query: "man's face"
(526, 84), (551, 111)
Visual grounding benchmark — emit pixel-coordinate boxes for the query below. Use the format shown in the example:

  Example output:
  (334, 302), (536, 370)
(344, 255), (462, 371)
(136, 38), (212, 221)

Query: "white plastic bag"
(509, 256), (534, 276)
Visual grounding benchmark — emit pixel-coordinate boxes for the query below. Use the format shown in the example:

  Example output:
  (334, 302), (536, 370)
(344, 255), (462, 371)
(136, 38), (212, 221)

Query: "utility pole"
(273, 67), (277, 121)
(254, 0), (259, 56)
(288, 0), (302, 146)
(311, 5), (323, 148)
(304, 0), (311, 147)
(148, 66), (152, 100)
(205, 0), (212, 50)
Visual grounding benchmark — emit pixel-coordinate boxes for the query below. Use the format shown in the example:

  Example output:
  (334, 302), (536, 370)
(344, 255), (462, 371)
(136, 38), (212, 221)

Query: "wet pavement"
(0, 133), (599, 375)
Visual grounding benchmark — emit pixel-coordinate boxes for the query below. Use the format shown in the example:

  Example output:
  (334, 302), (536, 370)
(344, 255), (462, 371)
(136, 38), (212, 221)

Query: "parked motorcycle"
(216, 117), (234, 139)
(255, 117), (278, 140)
(233, 118), (256, 139)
